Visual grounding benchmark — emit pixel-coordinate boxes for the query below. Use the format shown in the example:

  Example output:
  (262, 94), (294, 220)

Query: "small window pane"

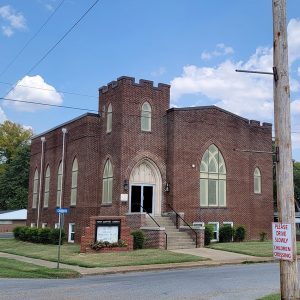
(219, 180), (226, 206)
(141, 102), (151, 132)
(32, 169), (39, 208)
(208, 179), (218, 206)
(107, 104), (112, 133)
(200, 179), (208, 206)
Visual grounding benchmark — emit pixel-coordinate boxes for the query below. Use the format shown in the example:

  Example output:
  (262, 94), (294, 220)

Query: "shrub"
(28, 227), (39, 243)
(13, 226), (23, 240)
(219, 225), (234, 243)
(205, 225), (214, 246)
(49, 228), (65, 245)
(259, 231), (267, 242)
(234, 225), (246, 242)
(90, 239), (128, 251)
(131, 230), (145, 249)
(38, 228), (51, 244)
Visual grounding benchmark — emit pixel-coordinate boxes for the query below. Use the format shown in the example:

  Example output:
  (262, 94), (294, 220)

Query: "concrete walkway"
(0, 248), (274, 276)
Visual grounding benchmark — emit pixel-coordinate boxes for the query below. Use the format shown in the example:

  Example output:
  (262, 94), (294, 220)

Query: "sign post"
(56, 208), (69, 269)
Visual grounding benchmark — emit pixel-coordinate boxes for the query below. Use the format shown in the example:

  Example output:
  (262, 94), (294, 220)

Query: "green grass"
(209, 241), (300, 257)
(0, 257), (79, 278)
(256, 293), (280, 300)
(0, 239), (205, 268)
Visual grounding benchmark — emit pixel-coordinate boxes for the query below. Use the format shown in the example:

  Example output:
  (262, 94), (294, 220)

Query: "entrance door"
(130, 185), (153, 213)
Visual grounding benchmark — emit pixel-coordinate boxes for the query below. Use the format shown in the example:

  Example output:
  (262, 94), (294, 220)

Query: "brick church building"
(27, 76), (273, 248)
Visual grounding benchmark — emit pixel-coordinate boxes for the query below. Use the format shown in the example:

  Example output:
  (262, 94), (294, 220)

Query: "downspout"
(58, 128), (67, 226)
(37, 137), (46, 228)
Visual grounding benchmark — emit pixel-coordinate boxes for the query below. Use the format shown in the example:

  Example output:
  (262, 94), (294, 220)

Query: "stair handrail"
(139, 204), (168, 250)
(167, 203), (198, 248)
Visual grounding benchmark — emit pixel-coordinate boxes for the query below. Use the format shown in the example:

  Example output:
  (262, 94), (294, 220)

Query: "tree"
(0, 120), (32, 165)
(294, 162), (300, 210)
(0, 121), (32, 210)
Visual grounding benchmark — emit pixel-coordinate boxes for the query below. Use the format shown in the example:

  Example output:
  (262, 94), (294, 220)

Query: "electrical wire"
(0, 0), (66, 79)
(0, 97), (97, 112)
(0, 80), (96, 98)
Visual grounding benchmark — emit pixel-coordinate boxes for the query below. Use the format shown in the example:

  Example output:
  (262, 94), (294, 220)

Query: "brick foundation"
(141, 227), (167, 249)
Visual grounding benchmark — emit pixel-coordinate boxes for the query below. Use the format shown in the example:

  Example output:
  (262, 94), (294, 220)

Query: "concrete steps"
(144, 215), (196, 250)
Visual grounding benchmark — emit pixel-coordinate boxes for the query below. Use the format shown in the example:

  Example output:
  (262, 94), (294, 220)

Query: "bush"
(234, 225), (246, 242)
(13, 226), (65, 245)
(219, 225), (234, 243)
(90, 239), (128, 251)
(259, 231), (267, 242)
(131, 230), (145, 249)
(205, 225), (214, 246)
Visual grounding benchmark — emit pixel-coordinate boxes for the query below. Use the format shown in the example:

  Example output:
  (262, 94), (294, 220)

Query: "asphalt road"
(0, 262), (284, 300)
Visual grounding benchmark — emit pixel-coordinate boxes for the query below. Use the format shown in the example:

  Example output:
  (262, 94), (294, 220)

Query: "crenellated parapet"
(99, 76), (170, 94)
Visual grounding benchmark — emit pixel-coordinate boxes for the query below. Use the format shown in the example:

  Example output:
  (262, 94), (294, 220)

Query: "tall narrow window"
(200, 144), (226, 207)
(102, 159), (113, 204)
(254, 167), (262, 194)
(106, 103), (112, 133)
(43, 166), (50, 208)
(141, 102), (151, 132)
(56, 162), (62, 207)
(32, 169), (39, 208)
(71, 158), (78, 206)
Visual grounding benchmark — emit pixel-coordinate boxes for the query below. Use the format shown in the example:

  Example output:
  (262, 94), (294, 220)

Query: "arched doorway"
(129, 159), (162, 216)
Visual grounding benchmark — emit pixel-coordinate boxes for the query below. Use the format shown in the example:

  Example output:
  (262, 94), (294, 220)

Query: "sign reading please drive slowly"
(272, 222), (293, 261)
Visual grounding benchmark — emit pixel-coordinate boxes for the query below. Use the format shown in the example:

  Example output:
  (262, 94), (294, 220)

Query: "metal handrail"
(167, 204), (198, 248)
(139, 204), (168, 250)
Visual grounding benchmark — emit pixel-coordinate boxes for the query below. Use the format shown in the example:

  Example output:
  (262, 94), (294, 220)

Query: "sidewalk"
(0, 248), (274, 276)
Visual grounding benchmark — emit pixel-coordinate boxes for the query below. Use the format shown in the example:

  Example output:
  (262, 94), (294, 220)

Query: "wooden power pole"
(273, 0), (299, 299)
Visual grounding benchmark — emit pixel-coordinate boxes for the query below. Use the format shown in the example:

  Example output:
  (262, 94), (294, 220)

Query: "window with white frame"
(223, 221), (233, 228)
(30, 223), (36, 228)
(44, 166), (50, 208)
(200, 144), (226, 207)
(56, 162), (62, 207)
(193, 222), (205, 228)
(102, 159), (113, 204)
(208, 222), (219, 241)
(106, 103), (112, 133)
(254, 167), (262, 194)
(141, 102), (152, 132)
(68, 223), (75, 243)
(55, 223), (60, 229)
(42, 223), (48, 228)
(70, 158), (78, 206)
(32, 169), (39, 208)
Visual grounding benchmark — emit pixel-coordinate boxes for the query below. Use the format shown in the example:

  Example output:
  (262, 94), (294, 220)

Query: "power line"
(0, 80), (96, 98)
(26, 0), (100, 75)
(0, 97), (97, 112)
(0, 0), (66, 79)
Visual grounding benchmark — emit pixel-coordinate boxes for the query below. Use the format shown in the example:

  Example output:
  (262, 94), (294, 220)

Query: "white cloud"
(0, 5), (26, 37)
(292, 133), (300, 150)
(171, 19), (300, 122)
(288, 19), (300, 64)
(5, 75), (63, 112)
(291, 100), (300, 114)
(0, 107), (7, 123)
(201, 43), (234, 60)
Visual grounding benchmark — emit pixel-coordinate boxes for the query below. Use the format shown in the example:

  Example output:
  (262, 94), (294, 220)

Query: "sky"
(0, 0), (300, 161)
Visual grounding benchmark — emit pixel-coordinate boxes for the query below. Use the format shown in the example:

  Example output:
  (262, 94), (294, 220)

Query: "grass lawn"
(256, 293), (280, 300)
(209, 241), (300, 257)
(0, 239), (205, 268)
(0, 257), (79, 278)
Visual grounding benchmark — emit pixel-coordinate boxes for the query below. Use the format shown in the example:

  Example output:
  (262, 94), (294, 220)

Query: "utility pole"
(273, 0), (299, 299)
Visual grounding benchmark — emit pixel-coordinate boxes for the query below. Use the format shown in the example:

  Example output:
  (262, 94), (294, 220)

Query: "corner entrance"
(131, 185), (154, 213)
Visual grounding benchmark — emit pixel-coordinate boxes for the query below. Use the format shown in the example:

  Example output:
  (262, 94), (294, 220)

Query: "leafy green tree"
(0, 120), (32, 165)
(294, 162), (300, 209)
(0, 144), (30, 210)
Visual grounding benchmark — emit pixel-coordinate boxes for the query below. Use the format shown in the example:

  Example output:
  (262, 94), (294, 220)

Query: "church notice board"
(272, 222), (293, 261)
(95, 220), (121, 243)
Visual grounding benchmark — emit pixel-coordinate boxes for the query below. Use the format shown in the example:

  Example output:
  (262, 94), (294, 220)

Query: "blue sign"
(56, 208), (69, 214)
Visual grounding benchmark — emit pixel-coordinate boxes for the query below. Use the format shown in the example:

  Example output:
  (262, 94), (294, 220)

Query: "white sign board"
(272, 222), (293, 261)
(120, 194), (128, 202)
(96, 226), (119, 243)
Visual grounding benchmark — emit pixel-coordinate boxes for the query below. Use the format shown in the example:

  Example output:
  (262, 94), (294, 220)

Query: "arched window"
(32, 169), (39, 208)
(200, 144), (226, 207)
(141, 102), (151, 132)
(56, 162), (62, 207)
(102, 159), (113, 204)
(254, 167), (262, 194)
(106, 103), (112, 133)
(43, 166), (50, 208)
(71, 158), (78, 206)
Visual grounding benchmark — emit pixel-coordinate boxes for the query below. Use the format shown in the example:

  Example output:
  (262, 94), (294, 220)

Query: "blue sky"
(0, 0), (300, 160)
